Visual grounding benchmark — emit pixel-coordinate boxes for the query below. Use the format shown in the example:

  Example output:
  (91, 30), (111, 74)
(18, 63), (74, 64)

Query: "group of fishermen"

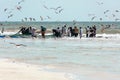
(18, 26), (46, 38)
(52, 25), (96, 38)
(18, 24), (96, 38)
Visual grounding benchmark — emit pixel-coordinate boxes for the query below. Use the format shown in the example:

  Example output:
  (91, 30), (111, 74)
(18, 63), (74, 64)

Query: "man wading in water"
(40, 26), (46, 38)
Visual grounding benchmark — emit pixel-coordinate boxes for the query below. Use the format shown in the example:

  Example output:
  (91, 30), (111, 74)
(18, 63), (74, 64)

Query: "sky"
(0, 0), (120, 21)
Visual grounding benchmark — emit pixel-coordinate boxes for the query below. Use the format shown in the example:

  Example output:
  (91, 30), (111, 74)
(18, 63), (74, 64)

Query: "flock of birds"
(3, 0), (64, 22)
(3, 0), (120, 22)
(4, 0), (24, 19)
(21, 5), (63, 22)
(88, 1), (120, 21)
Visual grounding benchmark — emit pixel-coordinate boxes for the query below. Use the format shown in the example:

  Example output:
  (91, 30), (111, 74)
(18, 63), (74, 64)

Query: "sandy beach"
(0, 58), (120, 80)
(0, 59), (68, 80)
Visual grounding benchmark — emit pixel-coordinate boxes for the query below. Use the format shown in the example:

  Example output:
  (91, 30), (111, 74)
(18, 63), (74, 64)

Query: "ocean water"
(0, 21), (120, 34)
(0, 37), (120, 80)
(0, 21), (120, 80)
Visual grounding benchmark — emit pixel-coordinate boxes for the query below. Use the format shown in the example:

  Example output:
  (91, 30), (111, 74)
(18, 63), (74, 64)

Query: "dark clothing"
(89, 28), (94, 37)
(41, 31), (45, 38)
(19, 27), (31, 35)
(52, 29), (61, 38)
(41, 26), (46, 38)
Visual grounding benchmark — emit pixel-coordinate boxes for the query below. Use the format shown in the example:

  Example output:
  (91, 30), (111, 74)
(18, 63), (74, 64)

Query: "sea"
(0, 21), (120, 80)
(0, 21), (120, 34)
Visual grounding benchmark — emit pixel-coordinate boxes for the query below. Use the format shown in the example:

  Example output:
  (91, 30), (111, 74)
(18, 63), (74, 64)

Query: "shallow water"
(0, 37), (120, 80)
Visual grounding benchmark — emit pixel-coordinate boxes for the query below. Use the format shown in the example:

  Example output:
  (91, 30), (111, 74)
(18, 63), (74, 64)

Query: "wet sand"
(0, 59), (68, 80)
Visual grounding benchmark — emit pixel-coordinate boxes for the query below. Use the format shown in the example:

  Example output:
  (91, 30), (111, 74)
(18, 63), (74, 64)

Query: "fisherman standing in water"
(74, 26), (79, 37)
(0, 24), (4, 34)
(79, 27), (83, 39)
(61, 24), (67, 37)
(40, 26), (46, 38)
(85, 26), (90, 38)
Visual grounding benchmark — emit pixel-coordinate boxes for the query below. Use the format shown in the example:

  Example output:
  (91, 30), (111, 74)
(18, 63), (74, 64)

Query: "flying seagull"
(104, 10), (109, 14)
(40, 16), (44, 21)
(91, 16), (96, 21)
(43, 5), (49, 10)
(4, 8), (7, 12)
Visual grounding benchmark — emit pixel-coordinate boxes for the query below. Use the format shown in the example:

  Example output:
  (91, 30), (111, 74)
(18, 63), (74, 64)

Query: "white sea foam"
(0, 32), (16, 35)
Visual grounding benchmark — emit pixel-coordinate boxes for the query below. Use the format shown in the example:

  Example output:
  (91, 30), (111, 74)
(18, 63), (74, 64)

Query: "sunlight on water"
(0, 38), (120, 73)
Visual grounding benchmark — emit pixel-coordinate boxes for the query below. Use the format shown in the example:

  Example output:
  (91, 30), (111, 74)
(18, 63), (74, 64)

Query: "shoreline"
(0, 58), (69, 80)
(1, 58), (120, 80)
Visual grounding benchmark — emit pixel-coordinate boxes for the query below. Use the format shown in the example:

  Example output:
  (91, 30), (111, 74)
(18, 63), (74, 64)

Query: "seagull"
(91, 16), (96, 21)
(59, 9), (63, 13)
(16, 6), (22, 11)
(73, 20), (76, 25)
(96, 2), (103, 5)
(9, 42), (27, 47)
(104, 10), (109, 14)
(8, 14), (13, 18)
(29, 17), (32, 21)
(100, 18), (102, 21)
(56, 6), (61, 10)
(112, 14), (115, 17)
(40, 16), (44, 21)
(33, 18), (36, 21)
(4, 8), (7, 12)
(115, 10), (119, 12)
(18, 2), (21, 5)
(18, 0), (25, 4)
(43, 5), (49, 10)
(24, 17), (27, 21)
(50, 6), (61, 10)
(50, 6), (63, 14)
(47, 16), (51, 19)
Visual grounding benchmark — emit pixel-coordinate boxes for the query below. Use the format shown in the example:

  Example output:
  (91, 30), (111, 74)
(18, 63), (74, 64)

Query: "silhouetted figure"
(41, 26), (46, 38)
(74, 26), (79, 37)
(89, 27), (94, 37)
(85, 26), (90, 38)
(52, 27), (61, 38)
(79, 27), (83, 39)
(92, 25), (96, 37)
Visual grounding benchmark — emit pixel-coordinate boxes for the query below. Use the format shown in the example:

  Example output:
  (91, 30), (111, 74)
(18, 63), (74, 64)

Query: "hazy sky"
(0, 0), (120, 21)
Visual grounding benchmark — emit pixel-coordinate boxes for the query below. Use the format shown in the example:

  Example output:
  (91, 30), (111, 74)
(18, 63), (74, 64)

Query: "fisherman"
(0, 24), (4, 34)
(74, 26), (79, 37)
(79, 27), (83, 39)
(92, 25), (96, 37)
(52, 27), (61, 38)
(85, 26), (90, 38)
(18, 26), (33, 35)
(69, 27), (74, 37)
(89, 27), (94, 37)
(67, 27), (71, 37)
(40, 26), (46, 38)
(61, 24), (67, 37)
(31, 27), (37, 37)
(18, 26), (26, 34)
